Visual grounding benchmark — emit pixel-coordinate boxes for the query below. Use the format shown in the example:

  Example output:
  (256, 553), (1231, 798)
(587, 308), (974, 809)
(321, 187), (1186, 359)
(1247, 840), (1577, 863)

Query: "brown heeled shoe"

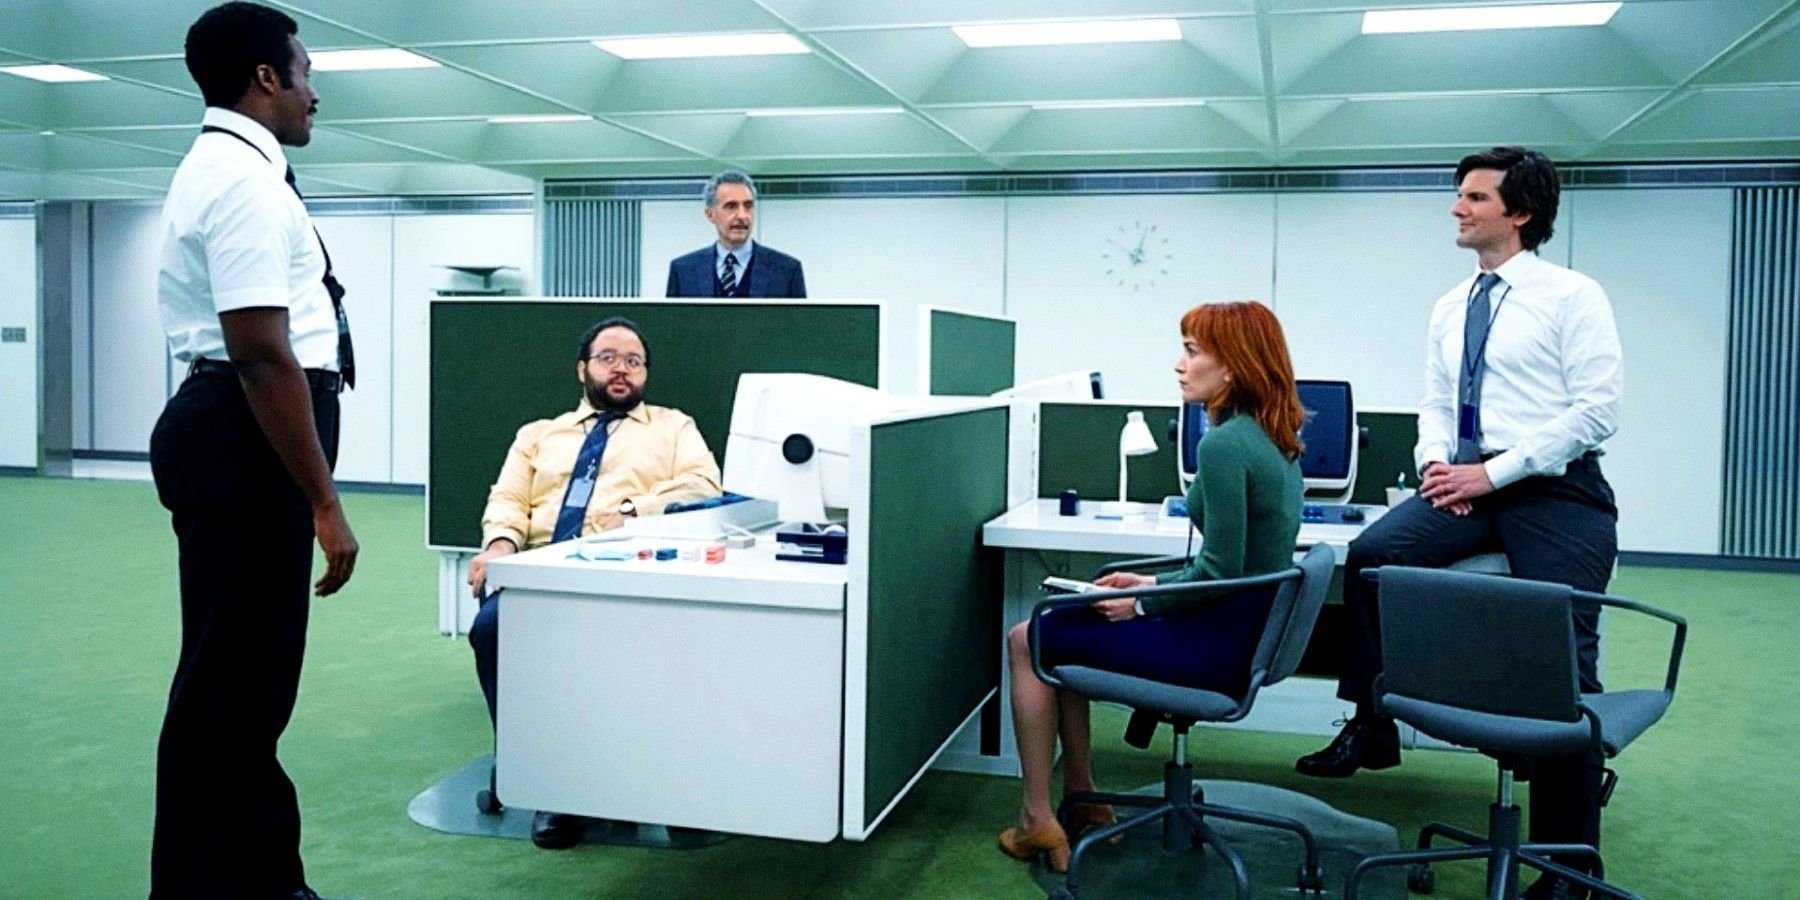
(998, 820), (1071, 872)
(1065, 803), (1123, 845)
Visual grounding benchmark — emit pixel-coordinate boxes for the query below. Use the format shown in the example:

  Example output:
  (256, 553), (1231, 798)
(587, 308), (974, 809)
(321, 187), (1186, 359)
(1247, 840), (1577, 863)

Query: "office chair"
(1343, 567), (1686, 900)
(1028, 543), (1335, 900)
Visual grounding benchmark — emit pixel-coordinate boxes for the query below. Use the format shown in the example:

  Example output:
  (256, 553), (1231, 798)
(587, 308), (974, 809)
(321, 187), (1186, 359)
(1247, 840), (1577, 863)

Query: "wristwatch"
(1133, 599), (1145, 616)
(619, 499), (637, 518)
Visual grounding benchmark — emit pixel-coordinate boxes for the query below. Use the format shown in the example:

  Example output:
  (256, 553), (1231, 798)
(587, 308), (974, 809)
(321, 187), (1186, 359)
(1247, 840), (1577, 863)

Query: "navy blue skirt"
(1037, 584), (1276, 698)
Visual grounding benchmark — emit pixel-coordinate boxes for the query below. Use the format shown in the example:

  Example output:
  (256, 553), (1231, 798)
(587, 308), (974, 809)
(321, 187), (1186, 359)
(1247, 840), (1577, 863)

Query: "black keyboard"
(1300, 503), (1367, 525)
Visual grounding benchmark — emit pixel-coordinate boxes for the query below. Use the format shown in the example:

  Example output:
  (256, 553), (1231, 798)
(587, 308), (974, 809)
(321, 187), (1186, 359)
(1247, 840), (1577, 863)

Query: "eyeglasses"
(586, 350), (645, 371)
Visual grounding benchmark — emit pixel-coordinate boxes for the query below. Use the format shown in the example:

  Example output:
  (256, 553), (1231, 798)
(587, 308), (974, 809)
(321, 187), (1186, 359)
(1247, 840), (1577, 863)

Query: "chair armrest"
(1027, 568), (1301, 689)
(1095, 554), (1191, 577)
(1578, 592), (1689, 696)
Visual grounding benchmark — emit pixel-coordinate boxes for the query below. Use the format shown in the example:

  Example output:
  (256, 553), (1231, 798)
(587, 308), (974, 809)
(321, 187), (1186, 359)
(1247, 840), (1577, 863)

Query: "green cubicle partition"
(1349, 411), (1420, 505)
(1037, 402), (1183, 503)
(923, 308), (1016, 396)
(850, 404), (1009, 837)
(428, 299), (882, 549)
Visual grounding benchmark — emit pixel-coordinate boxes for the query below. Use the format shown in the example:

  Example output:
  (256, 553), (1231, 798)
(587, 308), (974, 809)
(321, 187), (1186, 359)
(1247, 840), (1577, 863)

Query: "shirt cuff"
(1483, 451), (1528, 491)
(481, 527), (525, 553)
(1415, 447), (1450, 477)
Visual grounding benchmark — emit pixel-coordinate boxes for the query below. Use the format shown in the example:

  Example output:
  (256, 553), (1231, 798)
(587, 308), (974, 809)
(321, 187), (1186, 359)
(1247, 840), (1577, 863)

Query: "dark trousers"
(469, 591), (501, 727)
(1337, 456), (1617, 858)
(148, 370), (339, 899)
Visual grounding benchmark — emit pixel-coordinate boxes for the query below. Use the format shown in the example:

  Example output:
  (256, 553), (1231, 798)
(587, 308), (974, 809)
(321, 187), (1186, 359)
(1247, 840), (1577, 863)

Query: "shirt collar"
(1480, 249), (1541, 287)
(715, 239), (754, 268)
(574, 397), (651, 426)
(201, 107), (289, 175)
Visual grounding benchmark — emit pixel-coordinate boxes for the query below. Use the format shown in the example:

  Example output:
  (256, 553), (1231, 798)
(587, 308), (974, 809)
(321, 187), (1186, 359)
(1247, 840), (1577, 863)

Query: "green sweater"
(1148, 412), (1303, 615)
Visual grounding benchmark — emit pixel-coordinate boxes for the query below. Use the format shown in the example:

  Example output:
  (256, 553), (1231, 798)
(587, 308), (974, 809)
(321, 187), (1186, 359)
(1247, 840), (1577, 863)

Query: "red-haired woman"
(998, 301), (1307, 872)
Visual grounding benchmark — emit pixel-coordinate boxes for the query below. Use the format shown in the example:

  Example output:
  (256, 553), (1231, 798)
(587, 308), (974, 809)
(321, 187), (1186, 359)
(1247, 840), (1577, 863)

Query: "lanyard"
(1461, 276), (1512, 384)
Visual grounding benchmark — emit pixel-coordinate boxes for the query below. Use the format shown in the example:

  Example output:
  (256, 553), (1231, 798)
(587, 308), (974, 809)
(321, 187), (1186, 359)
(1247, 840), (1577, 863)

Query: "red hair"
(1180, 301), (1305, 460)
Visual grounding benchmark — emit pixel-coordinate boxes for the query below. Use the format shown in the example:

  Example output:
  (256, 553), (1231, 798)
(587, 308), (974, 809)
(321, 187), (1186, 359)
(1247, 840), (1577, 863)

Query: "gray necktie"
(1454, 272), (1503, 464)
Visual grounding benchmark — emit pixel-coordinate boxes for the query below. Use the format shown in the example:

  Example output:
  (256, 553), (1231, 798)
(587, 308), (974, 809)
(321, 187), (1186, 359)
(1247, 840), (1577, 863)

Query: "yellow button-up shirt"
(479, 399), (722, 551)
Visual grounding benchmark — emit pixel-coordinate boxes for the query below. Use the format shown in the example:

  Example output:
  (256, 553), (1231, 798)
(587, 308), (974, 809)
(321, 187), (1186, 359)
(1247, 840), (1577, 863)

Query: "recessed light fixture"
(952, 18), (1181, 48)
(592, 33), (809, 60)
(0, 64), (109, 83)
(1362, 2), (1622, 35)
(309, 48), (441, 71)
(487, 114), (590, 124)
(39, 130), (56, 136)
(1031, 98), (1206, 111)
(744, 106), (905, 117)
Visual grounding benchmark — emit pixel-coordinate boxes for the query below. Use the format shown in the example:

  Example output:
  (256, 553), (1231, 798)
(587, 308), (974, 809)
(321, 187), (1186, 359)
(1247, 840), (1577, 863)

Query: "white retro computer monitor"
(1175, 379), (1359, 501)
(722, 374), (914, 524)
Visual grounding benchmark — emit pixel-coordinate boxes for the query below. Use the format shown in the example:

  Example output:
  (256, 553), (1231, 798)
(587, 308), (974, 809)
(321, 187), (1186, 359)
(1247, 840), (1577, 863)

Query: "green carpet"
(1, 476), (1793, 898)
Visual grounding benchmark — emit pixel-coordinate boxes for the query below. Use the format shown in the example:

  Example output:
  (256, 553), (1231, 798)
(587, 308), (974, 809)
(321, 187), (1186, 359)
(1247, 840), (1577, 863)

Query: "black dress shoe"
(1296, 716), (1401, 778)
(531, 810), (587, 850)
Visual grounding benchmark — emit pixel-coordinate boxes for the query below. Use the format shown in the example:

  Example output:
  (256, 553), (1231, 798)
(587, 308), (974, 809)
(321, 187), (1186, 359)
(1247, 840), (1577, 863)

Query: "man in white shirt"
(1297, 147), (1622, 899)
(148, 4), (356, 898)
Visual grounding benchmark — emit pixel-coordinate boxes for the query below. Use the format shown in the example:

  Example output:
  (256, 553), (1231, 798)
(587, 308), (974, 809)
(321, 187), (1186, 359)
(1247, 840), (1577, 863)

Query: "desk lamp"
(1105, 410), (1159, 515)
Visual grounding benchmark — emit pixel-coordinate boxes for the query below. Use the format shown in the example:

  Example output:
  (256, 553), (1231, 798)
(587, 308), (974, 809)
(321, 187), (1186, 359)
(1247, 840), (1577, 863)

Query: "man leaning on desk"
(465, 315), (722, 849)
(665, 170), (807, 298)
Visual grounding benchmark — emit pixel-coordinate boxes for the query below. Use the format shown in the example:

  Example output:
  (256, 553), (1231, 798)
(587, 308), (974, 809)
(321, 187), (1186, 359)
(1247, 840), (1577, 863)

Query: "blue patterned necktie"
(552, 413), (618, 542)
(1454, 272), (1503, 464)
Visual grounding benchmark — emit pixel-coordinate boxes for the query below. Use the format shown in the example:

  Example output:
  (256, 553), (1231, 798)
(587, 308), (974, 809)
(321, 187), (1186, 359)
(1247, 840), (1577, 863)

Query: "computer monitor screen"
(1296, 380), (1356, 494)
(1176, 402), (1209, 490)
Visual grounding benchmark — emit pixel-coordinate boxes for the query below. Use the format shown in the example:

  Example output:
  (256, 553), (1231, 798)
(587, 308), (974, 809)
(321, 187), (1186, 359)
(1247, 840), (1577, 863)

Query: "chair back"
(1378, 567), (1581, 722)
(1254, 543), (1335, 688)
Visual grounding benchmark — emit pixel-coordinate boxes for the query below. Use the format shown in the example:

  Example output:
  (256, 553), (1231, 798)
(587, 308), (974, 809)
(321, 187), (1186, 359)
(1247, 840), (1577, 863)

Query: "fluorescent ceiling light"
(1362, 2), (1622, 34)
(0, 64), (109, 83)
(1031, 98), (1205, 110)
(309, 48), (440, 71)
(745, 106), (904, 117)
(487, 114), (589, 124)
(592, 33), (809, 60)
(953, 18), (1181, 48)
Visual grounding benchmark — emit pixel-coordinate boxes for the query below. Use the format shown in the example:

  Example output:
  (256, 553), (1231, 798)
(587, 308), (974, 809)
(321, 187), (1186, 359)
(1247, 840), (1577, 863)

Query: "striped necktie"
(720, 252), (739, 297)
(552, 413), (618, 542)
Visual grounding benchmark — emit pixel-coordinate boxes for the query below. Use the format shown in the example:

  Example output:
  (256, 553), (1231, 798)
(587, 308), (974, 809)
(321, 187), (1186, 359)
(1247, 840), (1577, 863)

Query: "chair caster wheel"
(1406, 863), (1435, 894)
(475, 789), (503, 815)
(1298, 862), (1325, 893)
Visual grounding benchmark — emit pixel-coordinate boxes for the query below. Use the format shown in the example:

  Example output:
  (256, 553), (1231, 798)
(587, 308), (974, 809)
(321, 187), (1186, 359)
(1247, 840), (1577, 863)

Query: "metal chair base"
(1344, 778), (1639, 900)
(1051, 730), (1324, 900)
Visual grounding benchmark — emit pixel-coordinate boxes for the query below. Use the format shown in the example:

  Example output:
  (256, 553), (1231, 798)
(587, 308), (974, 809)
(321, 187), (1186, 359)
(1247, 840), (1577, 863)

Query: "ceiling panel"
(0, 0), (1794, 199)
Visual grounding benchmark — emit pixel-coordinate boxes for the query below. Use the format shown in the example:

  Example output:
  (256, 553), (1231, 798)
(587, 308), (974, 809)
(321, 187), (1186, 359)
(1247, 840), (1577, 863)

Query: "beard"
(585, 376), (644, 414)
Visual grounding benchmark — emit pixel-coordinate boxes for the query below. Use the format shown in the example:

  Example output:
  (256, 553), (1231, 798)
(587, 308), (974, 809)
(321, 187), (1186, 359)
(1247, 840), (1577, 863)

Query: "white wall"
(390, 213), (536, 484)
(0, 217), (37, 468)
(72, 202), (534, 486)
(1564, 189), (1732, 554)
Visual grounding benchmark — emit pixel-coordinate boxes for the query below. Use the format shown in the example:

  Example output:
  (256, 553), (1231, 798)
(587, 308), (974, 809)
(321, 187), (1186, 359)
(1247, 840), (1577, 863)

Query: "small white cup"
(1385, 487), (1417, 508)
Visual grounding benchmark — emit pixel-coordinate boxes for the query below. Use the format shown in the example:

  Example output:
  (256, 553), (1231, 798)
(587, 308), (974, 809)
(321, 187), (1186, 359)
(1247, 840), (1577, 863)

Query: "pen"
(1397, 471), (1407, 492)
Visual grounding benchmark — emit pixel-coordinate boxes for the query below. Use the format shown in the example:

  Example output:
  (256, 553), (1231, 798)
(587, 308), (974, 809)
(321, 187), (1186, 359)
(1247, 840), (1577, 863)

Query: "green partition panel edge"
(1038, 402), (1182, 503)
(928, 310), (1016, 396)
(1351, 411), (1420, 506)
(862, 406), (1009, 826)
(428, 300), (881, 549)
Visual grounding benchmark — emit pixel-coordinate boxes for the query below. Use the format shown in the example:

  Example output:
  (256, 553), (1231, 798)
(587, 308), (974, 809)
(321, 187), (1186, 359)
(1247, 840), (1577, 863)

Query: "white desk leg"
(437, 551), (473, 637)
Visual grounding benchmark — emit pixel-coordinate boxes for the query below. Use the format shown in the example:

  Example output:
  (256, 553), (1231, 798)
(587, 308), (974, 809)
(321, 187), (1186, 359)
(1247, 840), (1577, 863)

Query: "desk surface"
(982, 499), (1384, 561)
(486, 531), (847, 611)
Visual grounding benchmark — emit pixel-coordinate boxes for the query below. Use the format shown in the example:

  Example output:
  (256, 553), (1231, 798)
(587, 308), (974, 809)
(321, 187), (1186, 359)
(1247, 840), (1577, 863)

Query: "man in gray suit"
(665, 170), (807, 298)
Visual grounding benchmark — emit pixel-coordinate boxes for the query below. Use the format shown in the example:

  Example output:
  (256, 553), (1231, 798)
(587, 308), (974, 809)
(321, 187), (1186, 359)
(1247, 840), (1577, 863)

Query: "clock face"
(1102, 221), (1174, 291)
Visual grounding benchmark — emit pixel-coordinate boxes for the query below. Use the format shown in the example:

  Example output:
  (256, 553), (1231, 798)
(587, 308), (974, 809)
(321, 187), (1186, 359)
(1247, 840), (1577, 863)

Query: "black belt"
(1479, 450), (1600, 463)
(188, 357), (344, 394)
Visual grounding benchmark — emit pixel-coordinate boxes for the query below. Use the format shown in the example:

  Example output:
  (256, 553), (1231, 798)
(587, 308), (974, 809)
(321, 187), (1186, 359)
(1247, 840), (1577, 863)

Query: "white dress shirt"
(715, 239), (754, 282)
(1415, 249), (1623, 490)
(157, 107), (338, 370)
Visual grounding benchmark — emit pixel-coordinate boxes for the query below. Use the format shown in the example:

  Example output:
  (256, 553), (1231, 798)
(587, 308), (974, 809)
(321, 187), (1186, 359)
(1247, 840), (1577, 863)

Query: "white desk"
(935, 499), (1387, 777)
(486, 534), (850, 843)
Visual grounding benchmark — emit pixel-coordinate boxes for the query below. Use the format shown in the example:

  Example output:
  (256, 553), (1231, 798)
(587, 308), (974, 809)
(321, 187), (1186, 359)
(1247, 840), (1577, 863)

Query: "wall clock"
(1102, 220), (1174, 292)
